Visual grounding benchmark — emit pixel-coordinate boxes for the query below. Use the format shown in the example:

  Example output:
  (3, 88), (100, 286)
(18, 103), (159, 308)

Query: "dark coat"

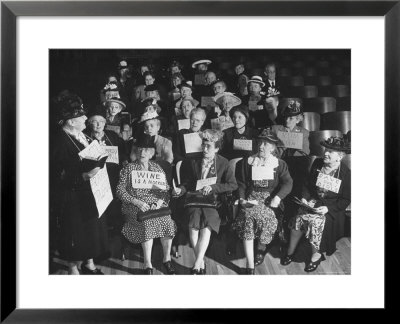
(302, 158), (351, 255)
(219, 126), (258, 161)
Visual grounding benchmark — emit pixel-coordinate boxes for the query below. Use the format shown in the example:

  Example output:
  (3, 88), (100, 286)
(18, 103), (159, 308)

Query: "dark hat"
(178, 81), (193, 90)
(141, 97), (157, 106)
(144, 84), (159, 92)
(135, 133), (156, 149)
(283, 99), (303, 117)
(257, 128), (281, 145)
(139, 111), (160, 124)
(56, 93), (87, 124)
(104, 96), (126, 110)
(229, 104), (249, 121)
(320, 136), (351, 153)
(87, 106), (107, 120)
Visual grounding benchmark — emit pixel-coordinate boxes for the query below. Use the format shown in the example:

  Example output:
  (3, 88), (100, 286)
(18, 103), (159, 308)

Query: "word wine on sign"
(131, 171), (167, 190)
(277, 131), (303, 150)
(316, 173), (342, 193)
(90, 167), (113, 218)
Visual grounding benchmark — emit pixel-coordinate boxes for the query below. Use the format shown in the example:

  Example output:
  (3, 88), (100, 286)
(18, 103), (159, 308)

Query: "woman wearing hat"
(133, 71), (157, 103)
(174, 82), (199, 116)
(281, 136), (351, 272)
(172, 129), (238, 274)
(241, 76), (266, 128)
(167, 97), (197, 138)
(51, 93), (109, 275)
(116, 133), (177, 275)
(192, 59), (212, 73)
(104, 96), (127, 129)
(219, 105), (258, 161)
(206, 92), (241, 132)
(232, 129), (293, 274)
(167, 72), (185, 102)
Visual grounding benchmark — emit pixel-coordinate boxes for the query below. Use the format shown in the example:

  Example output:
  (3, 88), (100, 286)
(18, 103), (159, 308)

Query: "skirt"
(232, 191), (277, 245)
(186, 207), (221, 234)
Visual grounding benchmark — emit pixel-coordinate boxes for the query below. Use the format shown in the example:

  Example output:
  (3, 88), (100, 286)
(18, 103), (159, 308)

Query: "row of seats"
(280, 85), (350, 99)
(299, 111), (351, 134)
(278, 97), (351, 113)
(279, 75), (350, 87)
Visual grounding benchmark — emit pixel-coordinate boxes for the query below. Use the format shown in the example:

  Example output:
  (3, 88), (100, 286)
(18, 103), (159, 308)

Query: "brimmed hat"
(247, 76), (266, 88)
(104, 97), (126, 110)
(214, 92), (242, 108)
(135, 133), (156, 149)
(199, 129), (224, 143)
(283, 99), (303, 117)
(118, 60), (129, 70)
(139, 111), (160, 124)
(320, 136), (351, 153)
(178, 81), (193, 90)
(144, 84), (159, 92)
(229, 104), (249, 121)
(56, 93), (87, 124)
(192, 59), (212, 69)
(87, 106), (107, 120)
(257, 128), (281, 145)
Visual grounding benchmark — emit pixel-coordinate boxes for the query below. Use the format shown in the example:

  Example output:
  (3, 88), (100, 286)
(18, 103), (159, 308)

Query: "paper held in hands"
(184, 132), (203, 153)
(131, 170), (167, 190)
(196, 177), (217, 191)
(233, 139), (253, 151)
(78, 141), (109, 170)
(201, 96), (217, 107)
(251, 166), (274, 180)
(316, 172), (342, 193)
(178, 118), (190, 130)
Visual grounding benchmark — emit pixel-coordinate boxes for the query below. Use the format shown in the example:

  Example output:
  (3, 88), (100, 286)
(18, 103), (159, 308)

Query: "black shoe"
(199, 264), (206, 275)
(144, 267), (153, 275)
(304, 254), (326, 272)
(280, 254), (294, 266)
(246, 268), (255, 275)
(190, 268), (200, 275)
(80, 265), (104, 275)
(163, 261), (176, 275)
(254, 252), (265, 266)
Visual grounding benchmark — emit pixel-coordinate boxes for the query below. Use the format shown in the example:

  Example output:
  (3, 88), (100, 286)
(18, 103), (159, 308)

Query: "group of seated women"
(50, 58), (351, 275)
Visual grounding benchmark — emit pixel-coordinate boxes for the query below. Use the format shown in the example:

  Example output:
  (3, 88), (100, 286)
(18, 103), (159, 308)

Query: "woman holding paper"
(167, 97), (197, 138)
(51, 93), (109, 275)
(117, 133), (177, 275)
(206, 92), (241, 132)
(232, 129), (293, 274)
(172, 129), (238, 274)
(281, 136), (350, 272)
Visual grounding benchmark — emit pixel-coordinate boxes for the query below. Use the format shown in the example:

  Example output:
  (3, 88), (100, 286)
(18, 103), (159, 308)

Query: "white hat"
(139, 111), (159, 123)
(192, 59), (212, 69)
(247, 76), (266, 88)
(213, 92), (242, 107)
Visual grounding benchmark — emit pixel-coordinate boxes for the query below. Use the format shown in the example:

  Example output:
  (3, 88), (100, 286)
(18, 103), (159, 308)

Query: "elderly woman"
(232, 129), (293, 274)
(172, 129), (238, 274)
(174, 82), (199, 115)
(51, 93), (109, 275)
(117, 133), (177, 274)
(207, 92), (241, 131)
(219, 105), (258, 161)
(173, 107), (207, 163)
(104, 96), (127, 130)
(281, 136), (351, 272)
(167, 97), (197, 137)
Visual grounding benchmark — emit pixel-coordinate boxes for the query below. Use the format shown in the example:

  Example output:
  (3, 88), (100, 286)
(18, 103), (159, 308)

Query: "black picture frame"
(1, 0), (399, 321)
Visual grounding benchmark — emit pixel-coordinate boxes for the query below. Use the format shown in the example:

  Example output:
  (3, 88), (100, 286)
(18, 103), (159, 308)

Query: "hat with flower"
(56, 93), (87, 124)
(283, 99), (303, 117)
(320, 136), (351, 153)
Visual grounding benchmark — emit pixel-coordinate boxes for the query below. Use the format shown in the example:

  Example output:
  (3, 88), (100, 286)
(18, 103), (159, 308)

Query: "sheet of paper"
(201, 96), (217, 107)
(196, 176), (217, 191)
(316, 172), (342, 193)
(277, 131), (303, 150)
(251, 166), (274, 180)
(233, 139), (253, 151)
(131, 170), (167, 190)
(178, 119), (191, 130)
(103, 146), (119, 164)
(210, 116), (234, 131)
(90, 167), (113, 218)
(78, 140), (107, 160)
(184, 132), (203, 153)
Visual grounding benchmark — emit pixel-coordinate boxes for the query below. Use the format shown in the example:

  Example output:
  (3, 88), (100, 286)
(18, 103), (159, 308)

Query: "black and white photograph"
(49, 49), (351, 276)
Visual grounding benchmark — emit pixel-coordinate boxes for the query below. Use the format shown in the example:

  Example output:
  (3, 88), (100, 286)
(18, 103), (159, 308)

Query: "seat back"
(299, 85), (318, 98)
(288, 76), (304, 87)
(320, 111), (351, 134)
(341, 154), (351, 170)
(317, 75), (333, 86)
(304, 97), (336, 114)
(299, 112), (321, 131)
(332, 84), (350, 97)
(309, 130), (343, 156)
(336, 97), (351, 111)
(175, 160), (183, 185)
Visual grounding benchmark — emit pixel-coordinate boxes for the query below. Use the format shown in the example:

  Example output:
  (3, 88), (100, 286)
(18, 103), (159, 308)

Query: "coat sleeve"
(275, 160), (293, 200)
(210, 158), (238, 194)
(325, 167), (351, 215)
(235, 159), (247, 199)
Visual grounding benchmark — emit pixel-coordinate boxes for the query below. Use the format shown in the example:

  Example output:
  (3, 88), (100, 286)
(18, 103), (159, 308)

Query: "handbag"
(136, 207), (171, 222)
(183, 191), (218, 209)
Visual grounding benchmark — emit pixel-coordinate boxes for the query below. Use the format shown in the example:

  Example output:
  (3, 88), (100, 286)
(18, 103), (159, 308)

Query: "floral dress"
(116, 161), (176, 243)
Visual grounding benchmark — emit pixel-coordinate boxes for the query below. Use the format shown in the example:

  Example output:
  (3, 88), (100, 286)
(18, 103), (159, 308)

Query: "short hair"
(180, 97), (196, 109)
(190, 107), (206, 121)
(213, 80), (227, 89)
(88, 115), (106, 124)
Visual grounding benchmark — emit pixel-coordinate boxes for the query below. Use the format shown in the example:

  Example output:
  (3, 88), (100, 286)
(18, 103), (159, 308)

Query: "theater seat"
(319, 85), (350, 97)
(299, 112), (320, 131)
(288, 85), (318, 98)
(309, 130), (343, 156)
(303, 97), (336, 114)
(336, 97), (351, 111)
(317, 76), (333, 86)
(342, 154), (351, 170)
(304, 66), (318, 77)
(320, 111), (351, 134)
(278, 67), (292, 77)
(288, 76), (304, 87)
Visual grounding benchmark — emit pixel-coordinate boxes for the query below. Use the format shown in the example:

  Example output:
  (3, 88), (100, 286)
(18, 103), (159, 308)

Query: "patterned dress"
(116, 161), (177, 244)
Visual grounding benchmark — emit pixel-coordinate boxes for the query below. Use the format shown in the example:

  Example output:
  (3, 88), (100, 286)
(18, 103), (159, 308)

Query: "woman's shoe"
(246, 268), (255, 275)
(144, 267), (153, 275)
(304, 254), (326, 272)
(254, 252), (265, 266)
(80, 265), (104, 275)
(190, 268), (200, 275)
(280, 254), (294, 266)
(163, 261), (176, 275)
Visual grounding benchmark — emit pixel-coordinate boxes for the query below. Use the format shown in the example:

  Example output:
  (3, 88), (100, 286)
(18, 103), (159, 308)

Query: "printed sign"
(210, 116), (234, 131)
(184, 132), (203, 153)
(194, 73), (206, 86)
(104, 146), (119, 164)
(78, 140), (107, 160)
(196, 176), (217, 191)
(201, 96), (217, 107)
(233, 139), (253, 151)
(277, 131), (303, 150)
(316, 173), (342, 193)
(105, 125), (121, 134)
(251, 166), (274, 180)
(131, 171), (167, 190)
(90, 167), (113, 218)
(178, 119), (191, 130)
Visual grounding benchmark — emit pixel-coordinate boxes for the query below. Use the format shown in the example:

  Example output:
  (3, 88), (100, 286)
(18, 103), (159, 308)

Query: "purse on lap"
(136, 207), (171, 222)
(183, 191), (218, 209)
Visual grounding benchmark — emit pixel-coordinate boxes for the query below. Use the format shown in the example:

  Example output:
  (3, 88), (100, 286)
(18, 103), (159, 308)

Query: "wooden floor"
(50, 229), (351, 275)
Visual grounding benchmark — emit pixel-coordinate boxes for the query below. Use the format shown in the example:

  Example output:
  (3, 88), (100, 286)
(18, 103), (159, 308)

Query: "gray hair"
(190, 107), (206, 121)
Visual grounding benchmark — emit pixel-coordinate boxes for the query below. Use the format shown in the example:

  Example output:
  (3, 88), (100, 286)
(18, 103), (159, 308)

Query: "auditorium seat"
(278, 67), (292, 77)
(303, 97), (336, 114)
(306, 155), (319, 173)
(304, 66), (318, 77)
(318, 84), (350, 98)
(336, 97), (351, 111)
(288, 76), (305, 87)
(333, 75), (351, 85)
(317, 76), (333, 86)
(341, 153), (351, 170)
(287, 85), (318, 98)
(320, 111), (351, 134)
(299, 112), (321, 131)
(309, 130), (343, 156)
